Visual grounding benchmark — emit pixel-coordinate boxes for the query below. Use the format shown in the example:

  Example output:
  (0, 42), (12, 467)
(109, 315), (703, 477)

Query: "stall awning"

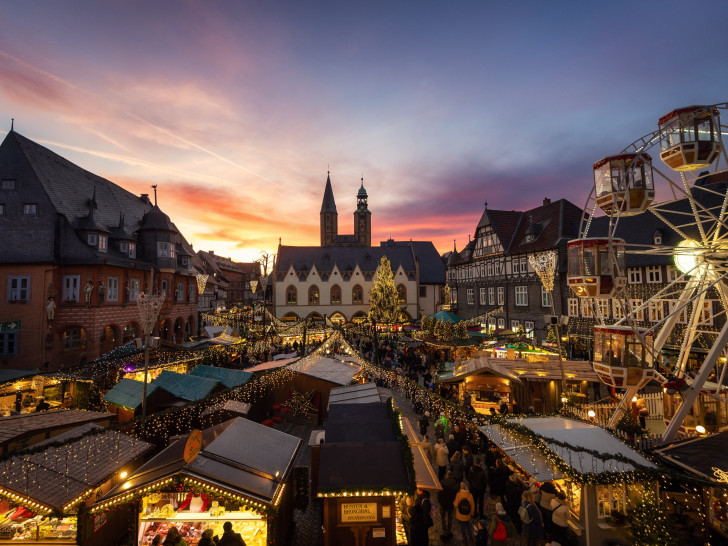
(292, 356), (362, 386)
(654, 431), (728, 482)
(327, 382), (385, 409)
(190, 365), (253, 389)
(402, 417), (441, 491)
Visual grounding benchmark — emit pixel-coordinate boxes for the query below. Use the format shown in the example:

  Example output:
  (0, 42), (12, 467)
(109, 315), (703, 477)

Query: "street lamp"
(136, 289), (164, 429)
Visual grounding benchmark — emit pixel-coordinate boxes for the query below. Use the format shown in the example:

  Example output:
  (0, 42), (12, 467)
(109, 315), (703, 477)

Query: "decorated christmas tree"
(442, 321), (455, 341)
(455, 321), (468, 339)
(368, 256), (400, 325)
(627, 487), (676, 546)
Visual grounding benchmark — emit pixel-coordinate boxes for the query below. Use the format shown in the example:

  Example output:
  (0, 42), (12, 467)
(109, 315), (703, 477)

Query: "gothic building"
(320, 173), (371, 247)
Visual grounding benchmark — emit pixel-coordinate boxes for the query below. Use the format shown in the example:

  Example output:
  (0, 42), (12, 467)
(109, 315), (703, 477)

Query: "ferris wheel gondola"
(568, 102), (728, 442)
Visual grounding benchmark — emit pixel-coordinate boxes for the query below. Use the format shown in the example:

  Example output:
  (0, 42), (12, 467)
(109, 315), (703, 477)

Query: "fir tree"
(627, 487), (676, 546)
(442, 321), (455, 341)
(455, 321), (468, 339)
(434, 319), (444, 339)
(368, 256), (400, 325)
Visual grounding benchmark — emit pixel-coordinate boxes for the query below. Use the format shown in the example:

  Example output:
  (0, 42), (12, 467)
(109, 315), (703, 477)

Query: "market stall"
(91, 417), (301, 546)
(0, 426), (152, 545)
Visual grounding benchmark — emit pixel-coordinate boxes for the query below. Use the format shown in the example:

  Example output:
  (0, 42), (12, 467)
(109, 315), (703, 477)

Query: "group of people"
(416, 412), (570, 546)
(149, 522), (246, 546)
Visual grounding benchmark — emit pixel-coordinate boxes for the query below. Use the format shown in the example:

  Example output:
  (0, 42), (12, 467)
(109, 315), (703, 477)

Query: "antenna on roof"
(484, 201), (488, 210)
(152, 185), (158, 206)
(10, 119), (13, 131)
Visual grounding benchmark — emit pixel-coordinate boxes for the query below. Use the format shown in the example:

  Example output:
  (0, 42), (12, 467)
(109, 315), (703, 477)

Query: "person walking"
(520, 491), (545, 546)
(467, 457), (486, 517)
(550, 491), (570, 544)
(538, 480), (557, 534)
(450, 451), (464, 483)
(453, 482), (475, 546)
(421, 434), (435, 465)
(488, 502), (517, 546)
(435, 438), (449, 481)
(407, 503), (430, 546)
(419, 411), (430, 436)
(505, 473), (525, 532)
(438, 471), (458, 541)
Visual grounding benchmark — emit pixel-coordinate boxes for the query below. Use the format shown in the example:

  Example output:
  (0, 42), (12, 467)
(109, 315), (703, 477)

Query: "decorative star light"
(288, 388), (317, 417)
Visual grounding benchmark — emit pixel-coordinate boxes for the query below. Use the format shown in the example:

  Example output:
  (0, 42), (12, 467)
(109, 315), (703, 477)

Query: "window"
(62, 275), (80, 302)
(612, 299), (624, 320)
(666, 265), (679, 283)
(176, 283), (184, 302)
(581, 299), (594, 318)
(512, 259), (520, 275)
(129, 279), (140, 301)
(653, 231), (663, 245)
(479, 288), (486, 305)
(646, 266), (661, 283)
(63, 327), (86, 351)
(521, 257), (528, 272)
(628, 268), (642, 284)
(99, 235), (107, 253)
(120, 241), (129, 253)
(487, 262), (494, 276)
(308, 285), (319, 304)
(129, 242), (136, 258)
(488, 287), (495, 305)
(596, 299), (610, 320)
(541, 286), (552, 307)
(157, 241), (175, 258)
(161, 280), (168, 297)
(0, 331), (18, 356)
(699, 301), (714, 325)
(330, 285), (341, 304)
(352, 285), (363, 304)
(397, 285), (407, 304)
(597, 484), (626, 518)
(668, 300), (688, 324)
(1, 179), (16, 190)
(23, 203), (37, 215)
(107, 277), (119, 302)
(188, 284), (196, 302)
(419, 285), (427, 298)
(511, 320), (520, 331)
(87, 233), (98, 246)
(488, 317), (496, 331)
(494, 261), (501, 275)
(525, 321), (534, 338)
(568, 298), (579, 317)
(497, 287), (504, 305)
(629, 299), (644, 321)
(497, 318), (505, 329)
(649, 301), (663, 322)
(515, 285), (528, 306)
(451, 289), (457, 304)
(467, 288), (474, 305)
(8, 276), (30, 302)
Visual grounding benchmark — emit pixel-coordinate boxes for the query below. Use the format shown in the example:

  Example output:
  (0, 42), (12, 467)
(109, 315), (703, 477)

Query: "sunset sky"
(1, 1), (727, 263)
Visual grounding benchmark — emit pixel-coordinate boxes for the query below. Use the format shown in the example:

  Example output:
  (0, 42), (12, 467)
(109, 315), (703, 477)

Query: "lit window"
(129, 242), (137, 258)
(668, 300), (687, 324)
(541, 286), (552, 307)
(524, 321), (534, 338)
(352, 285), (363, 304)
(649, 301), (663, 322)
(629, 299), (644, 321)
(479, 288), (486, 305)
(515, 285), (528, 306)
(467, 288), (474, 305)
(596, 299), (610, 319)
(581, 299), (594, 318)
(308, 285), (319, 304)
(497, 318), (505, 329)
(497, 287), (504, 305)
(568, 298), (579, 317)
(99, 235), (107, 252)
(597, 484), (626, 518)
(330, 285), (341, 304)
(511, 320), (520, 331)
(488, 287), (495, 305)
(157, 241), (175, 258)
(129, 279), (140, 301)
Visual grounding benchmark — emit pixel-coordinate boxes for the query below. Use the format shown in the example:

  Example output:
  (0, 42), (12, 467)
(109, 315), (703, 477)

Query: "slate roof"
(654, 430), (728, 482)
(152, 370), (221, 401)
(380, 240), (446, 284)
(0, 409), (115, 448)
(321, 173), (337, 213)
(0, 368), (38, 386)
(0, 429), (152, 511)
(293, 356), (362, 386)
(98, 418), (301, 507)
(327, 382), (385, 409)
(189, 365), (253, 389)
(102, 378), (160, 410)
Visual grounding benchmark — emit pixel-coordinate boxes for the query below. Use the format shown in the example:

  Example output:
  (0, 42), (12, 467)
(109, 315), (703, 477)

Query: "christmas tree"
(368, 256), (400, 325)
(455, 321), (468, 339)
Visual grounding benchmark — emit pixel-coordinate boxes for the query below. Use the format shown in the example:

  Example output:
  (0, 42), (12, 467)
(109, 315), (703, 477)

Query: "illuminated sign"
(341, 502), (378, 523)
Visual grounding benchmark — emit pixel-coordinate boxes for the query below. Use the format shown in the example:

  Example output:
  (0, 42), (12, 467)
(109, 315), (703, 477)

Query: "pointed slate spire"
(320, 172), (337, 213)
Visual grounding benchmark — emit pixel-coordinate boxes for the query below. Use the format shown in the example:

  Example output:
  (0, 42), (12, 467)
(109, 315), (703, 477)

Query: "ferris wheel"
(567, 102), (728, 442)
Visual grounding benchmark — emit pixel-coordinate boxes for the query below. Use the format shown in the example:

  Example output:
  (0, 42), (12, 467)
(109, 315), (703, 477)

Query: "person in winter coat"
(446, 434), (458, 457)
(489, 502), (517, 546)
(421, 434), (435, 465)
(521, 491), (545, 546)
(505, 473), (525, 531)
(438, 471), (459, 539)
(538, 480), (557, 533)
(435, 438), (450, 480)
(163, 526), (188, 546)
(450, 451), (464, 483)
(453, 482), (475, 546)
(549, 491), (570, 544)
(215, 521), (246, 546)
(474, 519), (489, 546)
(407, 503), (430, 546)
(461, 445), (474, 477)
(467, 457), (487, 517)
(490, 458), (510, 499)
(198, 529), (216, 546)
(419, 411), (430, 436)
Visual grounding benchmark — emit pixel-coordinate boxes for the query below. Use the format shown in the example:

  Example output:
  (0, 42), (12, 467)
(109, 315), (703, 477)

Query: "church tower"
(354, 177), (371, 247)
(320, 172), (338, 246)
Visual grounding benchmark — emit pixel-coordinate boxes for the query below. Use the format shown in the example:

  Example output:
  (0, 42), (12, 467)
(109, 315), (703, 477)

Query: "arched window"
(330, 285), (341, 304)
(286, 286), (297, 304)
(397, 284), (407, 304)
(309, 285), (320, 304)
(63, 326), (86, 351)
(352, 284), (363, 304)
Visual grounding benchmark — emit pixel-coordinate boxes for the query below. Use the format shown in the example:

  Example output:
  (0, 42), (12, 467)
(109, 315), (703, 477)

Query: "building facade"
(447, 198), (583, 342)
(0, 131), (198, 370)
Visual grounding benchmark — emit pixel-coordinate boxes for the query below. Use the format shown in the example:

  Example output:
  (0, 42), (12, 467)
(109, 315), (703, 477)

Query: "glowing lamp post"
(136, 289), (164, 428)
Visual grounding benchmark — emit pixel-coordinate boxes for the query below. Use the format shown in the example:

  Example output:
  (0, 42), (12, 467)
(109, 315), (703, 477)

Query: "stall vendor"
(178, 492), (211, 512)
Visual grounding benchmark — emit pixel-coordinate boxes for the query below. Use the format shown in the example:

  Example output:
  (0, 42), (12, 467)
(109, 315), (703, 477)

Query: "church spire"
(320, 172), (337, 213)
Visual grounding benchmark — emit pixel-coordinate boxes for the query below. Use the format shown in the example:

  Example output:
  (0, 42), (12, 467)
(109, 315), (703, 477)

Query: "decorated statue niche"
(46, 296), (56, 321)
(98, 281), (105, 303)
(85, 279), (94, 303)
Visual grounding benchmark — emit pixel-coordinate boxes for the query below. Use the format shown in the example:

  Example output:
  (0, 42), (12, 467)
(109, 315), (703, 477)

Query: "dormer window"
(181, 257), (189, 267)
(98, 235), (107, 252)
(157, 241), (175, 258)
(87, 233), (98, 246)
(653, 231), (663, 245)
(120, 241), (129, 253)
(129, 242), (136, 258)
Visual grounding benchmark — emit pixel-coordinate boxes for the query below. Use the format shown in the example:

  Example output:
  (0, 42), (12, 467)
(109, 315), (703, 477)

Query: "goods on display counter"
(0, 507), (76, 542)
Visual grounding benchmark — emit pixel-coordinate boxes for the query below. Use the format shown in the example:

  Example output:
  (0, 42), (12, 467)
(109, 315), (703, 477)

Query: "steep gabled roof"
(477, 209), (523, 251)
(276, 245), (417, 276)
(510, 198), (583, 253)
(320, 173), (337, 213)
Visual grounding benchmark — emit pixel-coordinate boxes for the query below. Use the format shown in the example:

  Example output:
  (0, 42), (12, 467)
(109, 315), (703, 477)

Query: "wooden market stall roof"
(401, 417), (442, 491)
(0, 428), (152, 512)
(0, 409), (116, 454)
(292, 356), (362, 386)
(96, 418), (302, 510)
(189, 364), (253, 388)
(654, 431), (728, 482)
(103, 378), (160, 411)
(436, 357), (599, 383)
(327, 382), (385, 409)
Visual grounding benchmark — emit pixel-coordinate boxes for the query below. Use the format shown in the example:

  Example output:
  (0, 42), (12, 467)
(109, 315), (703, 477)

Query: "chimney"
(140, 193), (151, 204)
(543, 197), (551, 206)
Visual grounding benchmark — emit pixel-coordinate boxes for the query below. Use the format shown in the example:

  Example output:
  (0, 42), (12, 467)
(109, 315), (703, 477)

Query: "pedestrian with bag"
(453, 482), (475, 546)
(489, 502), (517, 546)
(438, 471), (459, 540)
(519, 491), (544, 546)
(550, 491), (570, 544)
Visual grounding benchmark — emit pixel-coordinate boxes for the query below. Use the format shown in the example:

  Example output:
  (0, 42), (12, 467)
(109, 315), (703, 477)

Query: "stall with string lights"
(91, 418), (300, 546)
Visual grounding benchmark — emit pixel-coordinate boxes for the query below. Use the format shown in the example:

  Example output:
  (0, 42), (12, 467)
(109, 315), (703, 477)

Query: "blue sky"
(1, 0), (727, 261)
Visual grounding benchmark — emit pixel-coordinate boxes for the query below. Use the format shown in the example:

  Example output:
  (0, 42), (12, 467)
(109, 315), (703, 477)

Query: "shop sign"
(341, 502), (378, 523)
(93, 512), (107, 533)
(183, 430), (203, 463)
(0, 320), (20, 332)
(372, 528), (385, 538)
